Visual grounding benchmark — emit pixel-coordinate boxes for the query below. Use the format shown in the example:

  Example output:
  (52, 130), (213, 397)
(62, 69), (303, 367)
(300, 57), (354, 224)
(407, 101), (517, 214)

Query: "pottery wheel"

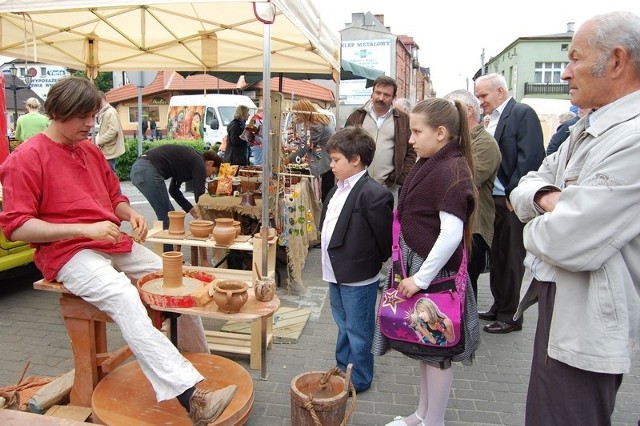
(140, 276), (203, 296)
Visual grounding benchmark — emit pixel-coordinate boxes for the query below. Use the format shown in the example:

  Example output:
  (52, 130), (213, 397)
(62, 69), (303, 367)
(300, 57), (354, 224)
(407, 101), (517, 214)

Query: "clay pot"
(190, 220), (214, 238)
(168, 211), (186, 234)
(207, 180), (218, 195)
(162, 251), (184, 288)
(211, 280), (249, 313)
(240, 192), (256, 206)
(254, 277), (275, 302)
(232, 220), (241, 237)
(212, 218), (236, 246)
(253, 227), (277, 240)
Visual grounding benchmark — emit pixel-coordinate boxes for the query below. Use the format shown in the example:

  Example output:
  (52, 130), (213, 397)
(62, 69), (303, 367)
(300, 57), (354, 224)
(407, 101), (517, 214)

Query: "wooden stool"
(91, 352), (254, 425)
(33, 279), (163, 408)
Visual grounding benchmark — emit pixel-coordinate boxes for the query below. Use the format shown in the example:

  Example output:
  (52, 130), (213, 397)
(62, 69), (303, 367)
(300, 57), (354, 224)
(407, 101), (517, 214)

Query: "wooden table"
(145, 221), (276, 287)
(150, 267), (280, 380)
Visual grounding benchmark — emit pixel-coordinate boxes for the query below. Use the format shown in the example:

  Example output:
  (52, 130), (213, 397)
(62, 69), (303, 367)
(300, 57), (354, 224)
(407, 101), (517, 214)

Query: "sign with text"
(340, 39), (392, 104)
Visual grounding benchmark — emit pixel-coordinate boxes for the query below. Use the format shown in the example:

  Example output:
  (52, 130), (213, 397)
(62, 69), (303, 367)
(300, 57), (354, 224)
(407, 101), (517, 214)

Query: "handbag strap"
(392, 209), (468, 296)
(392, 210), (407, 280)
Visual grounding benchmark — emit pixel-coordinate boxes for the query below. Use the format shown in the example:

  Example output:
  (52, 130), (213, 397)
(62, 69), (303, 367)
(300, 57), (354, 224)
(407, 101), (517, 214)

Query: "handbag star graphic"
(380, 288), (406, 314)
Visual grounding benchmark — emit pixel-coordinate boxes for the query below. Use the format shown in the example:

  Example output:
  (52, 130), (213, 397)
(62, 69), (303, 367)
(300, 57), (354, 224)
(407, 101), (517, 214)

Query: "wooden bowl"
(189, 220), (214, 238)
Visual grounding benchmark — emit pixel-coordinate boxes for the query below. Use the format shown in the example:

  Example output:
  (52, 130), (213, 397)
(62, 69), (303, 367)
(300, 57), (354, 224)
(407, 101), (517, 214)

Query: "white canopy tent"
(0, 1), (342, 316)
(0, 0), (340, 78)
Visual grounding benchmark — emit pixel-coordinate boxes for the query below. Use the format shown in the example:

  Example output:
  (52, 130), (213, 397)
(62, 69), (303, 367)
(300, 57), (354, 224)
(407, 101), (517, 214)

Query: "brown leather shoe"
(478, 310), (497, 321)
(189, 384), (238, 426)
(483, 320), (522, 334)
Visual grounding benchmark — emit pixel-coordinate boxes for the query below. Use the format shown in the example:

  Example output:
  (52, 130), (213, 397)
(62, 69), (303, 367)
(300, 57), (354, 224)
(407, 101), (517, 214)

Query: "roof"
(106, 72), (335, 104)
(106, 72), (238, 103)
(250, 78), (335, 103)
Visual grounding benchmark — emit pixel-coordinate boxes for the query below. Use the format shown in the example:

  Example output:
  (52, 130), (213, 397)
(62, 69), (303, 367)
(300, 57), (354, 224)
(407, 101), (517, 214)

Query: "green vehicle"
(0, 231), (35, 278)
(0, 190), (36, 279)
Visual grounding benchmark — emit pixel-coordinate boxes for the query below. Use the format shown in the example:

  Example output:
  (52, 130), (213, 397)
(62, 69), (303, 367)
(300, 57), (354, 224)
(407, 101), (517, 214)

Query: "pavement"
(0, 181), (638, 425)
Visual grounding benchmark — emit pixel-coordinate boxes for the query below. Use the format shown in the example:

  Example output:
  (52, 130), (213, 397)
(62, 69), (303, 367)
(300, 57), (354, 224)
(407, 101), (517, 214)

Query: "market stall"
(197, 171), (321, 294)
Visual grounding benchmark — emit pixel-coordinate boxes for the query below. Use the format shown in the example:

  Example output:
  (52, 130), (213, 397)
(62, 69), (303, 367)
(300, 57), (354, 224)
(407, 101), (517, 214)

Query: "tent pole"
(260, 19), (272, 303)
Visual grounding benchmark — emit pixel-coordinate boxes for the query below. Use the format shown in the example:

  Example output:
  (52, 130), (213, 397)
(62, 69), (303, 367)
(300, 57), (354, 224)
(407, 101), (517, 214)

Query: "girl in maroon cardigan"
(374, 98), (480, 426)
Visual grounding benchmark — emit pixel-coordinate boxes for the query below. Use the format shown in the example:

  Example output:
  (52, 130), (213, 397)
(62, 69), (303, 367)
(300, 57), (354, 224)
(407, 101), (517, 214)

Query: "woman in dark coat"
(224, 105), (250, 165)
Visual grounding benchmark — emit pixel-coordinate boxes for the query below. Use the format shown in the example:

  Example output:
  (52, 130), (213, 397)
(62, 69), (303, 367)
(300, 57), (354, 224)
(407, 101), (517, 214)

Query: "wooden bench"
(33, 279), (163, 408)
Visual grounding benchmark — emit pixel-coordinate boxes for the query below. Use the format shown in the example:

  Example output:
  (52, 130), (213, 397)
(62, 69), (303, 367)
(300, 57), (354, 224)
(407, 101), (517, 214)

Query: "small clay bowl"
(189, 220), (214, 238)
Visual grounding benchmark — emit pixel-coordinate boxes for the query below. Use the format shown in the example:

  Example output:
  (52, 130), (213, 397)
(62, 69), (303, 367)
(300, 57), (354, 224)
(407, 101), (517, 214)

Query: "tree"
(71, 70), (113, 93)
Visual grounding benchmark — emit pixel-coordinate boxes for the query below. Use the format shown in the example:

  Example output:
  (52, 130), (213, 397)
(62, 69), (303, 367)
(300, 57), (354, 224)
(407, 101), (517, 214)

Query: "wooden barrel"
(290, 366), (353, 426)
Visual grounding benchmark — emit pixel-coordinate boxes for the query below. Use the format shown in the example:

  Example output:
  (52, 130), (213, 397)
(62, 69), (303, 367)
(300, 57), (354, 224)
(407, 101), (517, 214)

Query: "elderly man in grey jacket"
(510, 11), (640, 425)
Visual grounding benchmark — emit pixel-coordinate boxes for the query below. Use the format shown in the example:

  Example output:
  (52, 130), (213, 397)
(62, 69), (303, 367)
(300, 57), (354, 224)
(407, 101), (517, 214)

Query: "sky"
(315, 0), (640, 96)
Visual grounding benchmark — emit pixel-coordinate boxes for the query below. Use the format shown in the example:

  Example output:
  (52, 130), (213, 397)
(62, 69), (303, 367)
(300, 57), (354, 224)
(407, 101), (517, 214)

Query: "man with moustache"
(346, 76), (415, 200)
(474, 73), (545, 334)
(510, 11), (640, 424)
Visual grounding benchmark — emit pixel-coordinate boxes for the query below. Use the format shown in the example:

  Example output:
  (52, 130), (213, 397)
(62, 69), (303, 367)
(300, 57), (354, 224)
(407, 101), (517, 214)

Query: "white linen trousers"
(57, 243), (207, 401)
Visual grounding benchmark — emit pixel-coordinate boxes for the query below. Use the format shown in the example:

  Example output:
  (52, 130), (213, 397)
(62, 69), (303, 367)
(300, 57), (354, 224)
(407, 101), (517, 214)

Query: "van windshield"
(218, 107), (237, 126)
(219, 106), (257, 126)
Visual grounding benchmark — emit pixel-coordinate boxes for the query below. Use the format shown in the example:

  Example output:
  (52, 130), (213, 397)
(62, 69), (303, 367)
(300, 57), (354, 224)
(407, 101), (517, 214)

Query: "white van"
(167, 94), (257, 149)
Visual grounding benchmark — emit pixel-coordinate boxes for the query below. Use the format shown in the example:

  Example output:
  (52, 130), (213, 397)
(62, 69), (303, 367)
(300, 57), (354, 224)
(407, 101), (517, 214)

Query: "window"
(534, 62), (568, 84)
(128, 106), (160, 123)
(561, 44), (569, 51)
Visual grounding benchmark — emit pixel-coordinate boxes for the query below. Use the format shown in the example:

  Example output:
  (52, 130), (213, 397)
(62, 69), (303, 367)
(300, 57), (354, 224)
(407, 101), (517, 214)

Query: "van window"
(218, 107), (237, 126)
(205, 107), (219, 130)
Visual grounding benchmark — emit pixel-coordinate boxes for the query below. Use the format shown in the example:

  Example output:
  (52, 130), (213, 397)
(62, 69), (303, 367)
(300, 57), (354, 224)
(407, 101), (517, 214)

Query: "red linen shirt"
(0, 134), (133, 280)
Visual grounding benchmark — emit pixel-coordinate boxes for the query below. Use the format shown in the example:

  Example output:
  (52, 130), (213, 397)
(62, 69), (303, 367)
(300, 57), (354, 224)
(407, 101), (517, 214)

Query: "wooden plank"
(221, 307), (310, 343)
(0, 409), (91, 425)
(44, 405), (93, 422)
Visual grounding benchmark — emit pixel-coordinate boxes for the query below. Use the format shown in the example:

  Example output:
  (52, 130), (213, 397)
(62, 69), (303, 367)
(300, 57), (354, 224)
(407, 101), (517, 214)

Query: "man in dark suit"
(474, 73), (545, 334)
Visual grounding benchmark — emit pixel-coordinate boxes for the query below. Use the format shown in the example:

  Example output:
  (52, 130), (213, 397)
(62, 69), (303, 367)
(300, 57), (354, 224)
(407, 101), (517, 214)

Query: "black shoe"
(478, 310), (497, 321)
(312, 242), (322, 249)
(483, 320), (522, 334)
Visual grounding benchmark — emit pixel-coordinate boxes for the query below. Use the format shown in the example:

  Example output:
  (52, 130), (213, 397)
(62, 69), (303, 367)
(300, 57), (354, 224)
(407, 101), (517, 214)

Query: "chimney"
(351, 13), (365, 27)
(374, 14), (385, 25)
(567, 22), (575, 33)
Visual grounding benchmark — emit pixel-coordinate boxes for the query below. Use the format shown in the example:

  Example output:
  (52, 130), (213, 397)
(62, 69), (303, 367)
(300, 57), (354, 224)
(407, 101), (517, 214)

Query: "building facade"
(474, 23), (575, 140)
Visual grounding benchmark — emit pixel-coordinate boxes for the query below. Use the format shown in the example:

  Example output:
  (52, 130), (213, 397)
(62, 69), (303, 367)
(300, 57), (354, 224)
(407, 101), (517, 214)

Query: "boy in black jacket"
(319, 126), (393, 392)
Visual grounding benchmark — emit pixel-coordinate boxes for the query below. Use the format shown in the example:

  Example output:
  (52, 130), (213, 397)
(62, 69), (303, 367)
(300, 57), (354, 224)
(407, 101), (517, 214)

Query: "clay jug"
(212, 218), (236, 246)
(207, 180), (218, 195)
(162, 251), (184, 288)
(211, 280), (249, 313)
(254, 277), (275, 302)
(232, 220), (241, 237)
(168, 211), (186, 234)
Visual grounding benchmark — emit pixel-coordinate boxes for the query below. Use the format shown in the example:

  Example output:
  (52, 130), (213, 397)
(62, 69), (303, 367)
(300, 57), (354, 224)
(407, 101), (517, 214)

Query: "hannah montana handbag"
(378, 211), (468, 357)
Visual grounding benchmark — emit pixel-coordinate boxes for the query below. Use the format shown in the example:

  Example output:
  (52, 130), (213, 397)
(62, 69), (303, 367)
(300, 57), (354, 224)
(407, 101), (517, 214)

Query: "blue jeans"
(130, 157), (174, 252)
(250, 145), (263, 165)
(107, 158), (117, 172)
(328, 280), (379, 391)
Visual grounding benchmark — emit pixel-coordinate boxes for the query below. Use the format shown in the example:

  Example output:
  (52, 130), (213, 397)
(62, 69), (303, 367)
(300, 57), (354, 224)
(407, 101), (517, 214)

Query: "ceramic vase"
(211, 280), (249, 313)
(212, 218), (236, 246)
(168, 211), (186, 234)
(207, 180), (218, 195)
(254, 277), (275, 302)
(162, 251), (184, 288)
(232, 220), (241, 237)
(190, 220), (214, 238)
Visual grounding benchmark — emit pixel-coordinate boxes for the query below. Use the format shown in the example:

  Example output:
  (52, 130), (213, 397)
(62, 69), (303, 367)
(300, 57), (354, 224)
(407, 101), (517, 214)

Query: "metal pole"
(137, 86), (143, 156)
(12, 76), (18, 131)
(259, 19), (272, 381)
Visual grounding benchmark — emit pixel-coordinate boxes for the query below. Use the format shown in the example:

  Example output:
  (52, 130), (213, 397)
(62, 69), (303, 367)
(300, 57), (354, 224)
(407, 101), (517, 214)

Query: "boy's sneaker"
(189, 384), (238, 426)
